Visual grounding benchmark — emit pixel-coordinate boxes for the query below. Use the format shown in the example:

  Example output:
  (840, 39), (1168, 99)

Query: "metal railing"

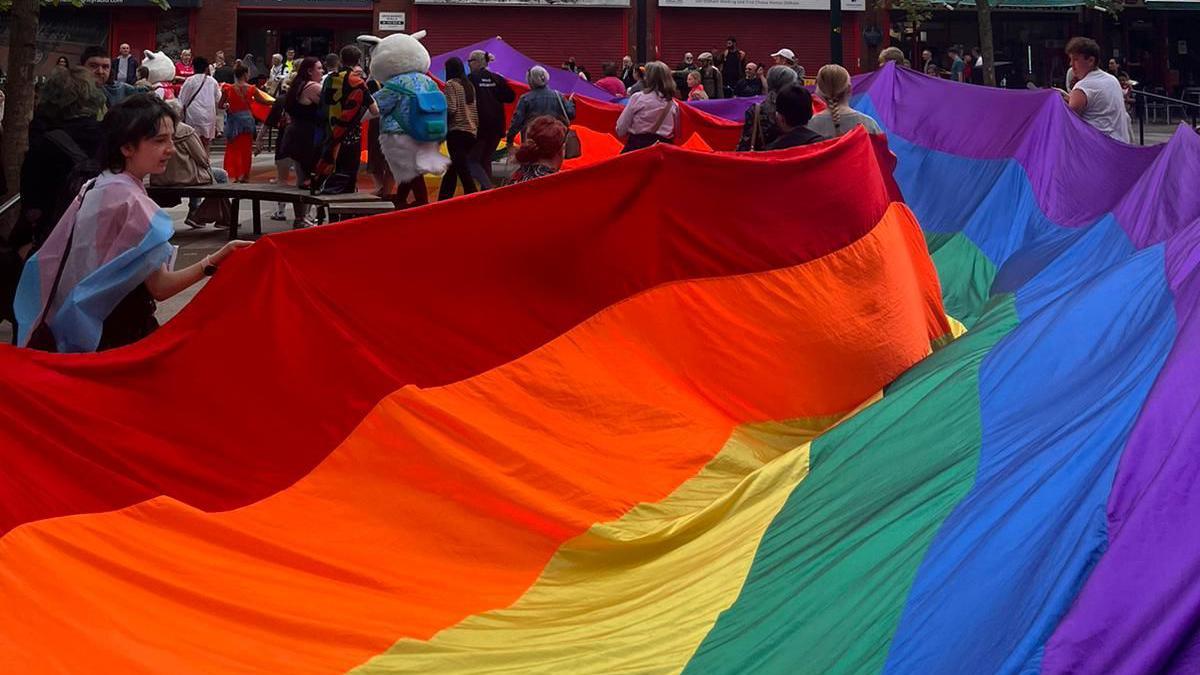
(0, 194), (19, 221)
(1131, 89), (1200, 146)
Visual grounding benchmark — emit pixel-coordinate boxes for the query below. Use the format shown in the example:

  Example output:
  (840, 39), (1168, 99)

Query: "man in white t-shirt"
(1065, 37), (1130, 143)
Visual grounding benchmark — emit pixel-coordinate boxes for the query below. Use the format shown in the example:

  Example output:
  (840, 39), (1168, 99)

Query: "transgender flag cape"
(14, 171), (174, 352)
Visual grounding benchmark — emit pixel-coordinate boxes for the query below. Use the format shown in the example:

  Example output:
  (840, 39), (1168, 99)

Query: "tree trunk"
(2, 0), (39, 199)
(976, 0), (997, 87)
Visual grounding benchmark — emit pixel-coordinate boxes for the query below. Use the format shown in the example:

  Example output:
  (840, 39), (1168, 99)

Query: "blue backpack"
(384, 80), (447, 143)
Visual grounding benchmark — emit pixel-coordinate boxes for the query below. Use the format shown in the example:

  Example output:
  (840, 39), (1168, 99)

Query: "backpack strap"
(28, 178), (96, 343)
(180, 75), (209, 116)
(650, 98), (675, 136)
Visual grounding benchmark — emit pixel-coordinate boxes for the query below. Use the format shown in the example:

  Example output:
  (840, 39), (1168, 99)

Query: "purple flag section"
(1038, 224), (1200, 674)
(689, 95), (762, 121)
(431, 39), (759, 122)
(430, 37), (619, 102)
(858, 65), (1162, 228)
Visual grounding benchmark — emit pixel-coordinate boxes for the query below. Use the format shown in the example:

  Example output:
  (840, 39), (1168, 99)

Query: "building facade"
(4, 0), (1195, 94)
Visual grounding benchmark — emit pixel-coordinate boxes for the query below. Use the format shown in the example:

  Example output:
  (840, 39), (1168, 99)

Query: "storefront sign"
(414, 0), (630, 6)
(658, 0), (864, 9)
(379, 11), (407, 31)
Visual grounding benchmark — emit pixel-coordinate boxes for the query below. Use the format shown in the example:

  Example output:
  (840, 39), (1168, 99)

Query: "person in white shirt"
(1064, 37), (1130, 143)
(268, 53), (287, 94)
(177, 56), (221, 150)
(111, 43), (138, 85)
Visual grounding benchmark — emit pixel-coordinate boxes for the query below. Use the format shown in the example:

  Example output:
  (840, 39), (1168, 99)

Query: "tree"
(1, 0), (38, 199)
(890, 0), (933, 67)
(975, 0), (995, 86)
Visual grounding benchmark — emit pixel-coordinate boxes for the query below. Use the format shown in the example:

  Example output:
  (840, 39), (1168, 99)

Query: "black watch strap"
(203, 261), (219, 276)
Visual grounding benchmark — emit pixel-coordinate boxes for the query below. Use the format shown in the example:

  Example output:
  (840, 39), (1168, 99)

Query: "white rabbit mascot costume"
(358, 31), (451, 186)
(142, 51), (176, 100)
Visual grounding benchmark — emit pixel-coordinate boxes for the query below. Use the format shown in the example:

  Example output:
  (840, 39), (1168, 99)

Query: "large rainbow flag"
(1, 63), (1198, 674)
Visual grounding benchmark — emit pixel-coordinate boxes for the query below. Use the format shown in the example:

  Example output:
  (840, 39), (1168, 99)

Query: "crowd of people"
(0, 33), (1138, 353)
(561, 39), (809, 101)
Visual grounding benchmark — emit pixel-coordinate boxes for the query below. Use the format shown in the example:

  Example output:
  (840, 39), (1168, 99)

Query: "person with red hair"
(508, 115), (567, 184)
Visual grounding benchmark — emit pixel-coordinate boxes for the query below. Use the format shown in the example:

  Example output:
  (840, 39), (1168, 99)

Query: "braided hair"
(816, 64), (852, 134)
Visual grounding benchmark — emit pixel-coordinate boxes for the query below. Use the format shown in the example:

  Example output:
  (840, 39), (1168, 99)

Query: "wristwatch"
(203, 256), (219, 276)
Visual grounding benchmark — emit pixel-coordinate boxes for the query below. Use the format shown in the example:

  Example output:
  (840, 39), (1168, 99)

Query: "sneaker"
(184, 217), (205, 229)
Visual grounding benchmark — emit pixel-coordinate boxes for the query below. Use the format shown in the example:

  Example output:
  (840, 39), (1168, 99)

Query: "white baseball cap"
(771, 48), (796, 61)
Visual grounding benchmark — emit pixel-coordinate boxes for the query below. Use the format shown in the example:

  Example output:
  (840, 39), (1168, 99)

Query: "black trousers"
(468, 129), (503, 189)
(438, 130), (478, 201)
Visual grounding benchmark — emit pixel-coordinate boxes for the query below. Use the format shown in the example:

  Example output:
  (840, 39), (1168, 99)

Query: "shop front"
(235, 0), (373, 62)
(656, 0), (865, 75)
(411, 0), (631, 77)
(0, 0), (197, 79)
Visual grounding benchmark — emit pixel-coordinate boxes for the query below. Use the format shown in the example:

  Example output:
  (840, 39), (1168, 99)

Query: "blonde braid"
(830, 98), (842, 133)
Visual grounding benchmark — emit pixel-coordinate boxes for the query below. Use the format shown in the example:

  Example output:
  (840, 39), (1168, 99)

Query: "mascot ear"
(144, 50), (154, 60)
(411, 30), (427, 41)
(357, 35), (381, 46)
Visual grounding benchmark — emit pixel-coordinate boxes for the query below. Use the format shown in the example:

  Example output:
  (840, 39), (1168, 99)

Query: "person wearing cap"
(772, 48), (805, 80)
(697, 52), (723, 99)
(715, 37), (746, 97)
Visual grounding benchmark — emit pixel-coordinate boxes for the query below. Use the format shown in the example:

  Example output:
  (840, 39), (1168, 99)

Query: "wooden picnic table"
(146, 183), (387, 240)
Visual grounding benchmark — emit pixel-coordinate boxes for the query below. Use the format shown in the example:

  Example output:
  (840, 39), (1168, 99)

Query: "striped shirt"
(445, 79), (479, 135)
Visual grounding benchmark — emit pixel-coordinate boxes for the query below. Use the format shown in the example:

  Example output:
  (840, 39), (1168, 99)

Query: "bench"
(146, 184), (386, 240)
(326, 201), (396, 222)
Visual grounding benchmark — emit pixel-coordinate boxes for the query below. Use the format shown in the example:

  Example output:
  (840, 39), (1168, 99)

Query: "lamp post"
(831, 0), (844, 64)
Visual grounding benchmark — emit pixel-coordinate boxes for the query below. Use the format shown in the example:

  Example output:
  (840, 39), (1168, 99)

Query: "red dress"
(221, 83), (258, 181)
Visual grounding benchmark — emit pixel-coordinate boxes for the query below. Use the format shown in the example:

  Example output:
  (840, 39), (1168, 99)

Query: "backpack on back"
(384, 80), (447, 143)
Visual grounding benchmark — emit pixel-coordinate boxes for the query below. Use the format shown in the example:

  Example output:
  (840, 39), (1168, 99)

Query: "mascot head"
(358, 31), (430, 81)
(142, 50), (175, 84)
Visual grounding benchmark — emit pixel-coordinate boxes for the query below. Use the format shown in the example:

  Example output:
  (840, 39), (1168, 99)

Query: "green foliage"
(893, 0), (934, 31)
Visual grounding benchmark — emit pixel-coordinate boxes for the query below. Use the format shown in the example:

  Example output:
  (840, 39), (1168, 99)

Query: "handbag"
(555, 93), (582, 159)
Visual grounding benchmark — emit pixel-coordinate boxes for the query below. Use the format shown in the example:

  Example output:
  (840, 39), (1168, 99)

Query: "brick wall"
(193, 0), (238, 60)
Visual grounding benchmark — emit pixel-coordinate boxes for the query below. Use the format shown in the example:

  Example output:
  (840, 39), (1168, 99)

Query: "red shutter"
(657, 8), (861, 76)
(414, 6), (629, 77)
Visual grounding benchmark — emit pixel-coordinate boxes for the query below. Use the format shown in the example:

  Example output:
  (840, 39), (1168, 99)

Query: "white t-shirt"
(1072, 69), (1130, 143)
(178, 74), (221, 139)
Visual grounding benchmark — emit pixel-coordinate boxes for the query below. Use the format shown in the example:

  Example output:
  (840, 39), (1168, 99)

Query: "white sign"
(378, 11), (407, 31)
(658, 0), (864, 10)
(415, 0), (629, 6)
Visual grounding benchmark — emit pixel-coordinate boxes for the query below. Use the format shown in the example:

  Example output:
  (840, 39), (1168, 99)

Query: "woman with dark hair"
(438, 56), (479, 200)
(55, 56), (69, 68)
(14, 94), (251, 352)
(218, 63), (272, 181)
(509, 115), (566, 184)
(279, 56), (324, 199)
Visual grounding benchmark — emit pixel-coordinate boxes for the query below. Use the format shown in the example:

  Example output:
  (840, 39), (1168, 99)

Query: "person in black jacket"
(466, 50), (516, 190)
(766, 85), (823, 150)
(19, 67), (106, 250)
(109, 42), (139, 85)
